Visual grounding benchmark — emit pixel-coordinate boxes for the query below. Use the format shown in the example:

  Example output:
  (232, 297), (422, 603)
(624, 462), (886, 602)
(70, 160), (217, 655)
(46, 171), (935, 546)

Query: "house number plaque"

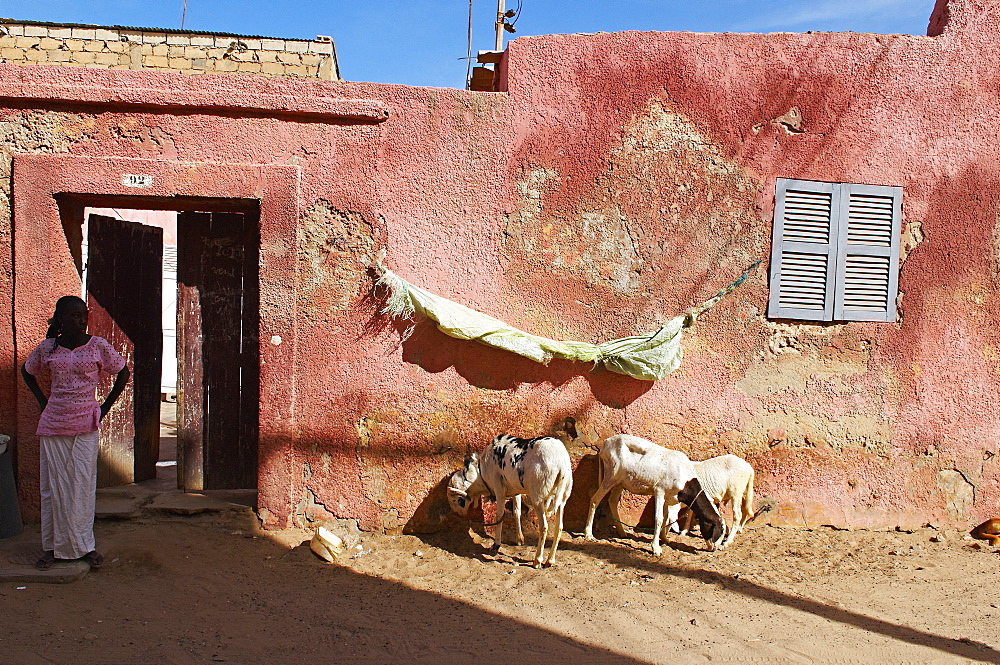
(121, 174), (153, 188)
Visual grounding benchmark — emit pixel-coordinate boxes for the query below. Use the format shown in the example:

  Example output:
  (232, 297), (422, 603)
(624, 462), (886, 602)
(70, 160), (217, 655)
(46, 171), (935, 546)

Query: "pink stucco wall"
(3, 0), (999, 532)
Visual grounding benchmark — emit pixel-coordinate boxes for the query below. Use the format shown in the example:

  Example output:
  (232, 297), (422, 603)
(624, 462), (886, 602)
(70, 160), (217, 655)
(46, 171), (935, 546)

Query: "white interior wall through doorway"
(81, 208), (178, 398)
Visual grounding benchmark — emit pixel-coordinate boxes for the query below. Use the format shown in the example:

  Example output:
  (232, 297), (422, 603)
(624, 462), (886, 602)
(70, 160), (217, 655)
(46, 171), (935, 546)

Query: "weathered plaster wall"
(4, 0), (1000, 533)
(0, 111), (98, 442)
(495, 0), (1000, 528)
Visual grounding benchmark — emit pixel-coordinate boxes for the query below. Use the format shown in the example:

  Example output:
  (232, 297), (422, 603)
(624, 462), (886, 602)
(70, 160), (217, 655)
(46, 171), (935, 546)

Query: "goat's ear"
(447, 487), (468, 497)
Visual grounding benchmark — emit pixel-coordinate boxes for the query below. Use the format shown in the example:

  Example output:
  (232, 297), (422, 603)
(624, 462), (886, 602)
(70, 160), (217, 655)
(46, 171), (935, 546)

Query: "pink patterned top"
(23, 336), (127, 437)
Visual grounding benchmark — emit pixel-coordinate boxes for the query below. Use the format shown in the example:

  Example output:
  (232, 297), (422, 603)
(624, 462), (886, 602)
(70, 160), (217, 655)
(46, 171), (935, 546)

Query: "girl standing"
(21, 296), (130, 570)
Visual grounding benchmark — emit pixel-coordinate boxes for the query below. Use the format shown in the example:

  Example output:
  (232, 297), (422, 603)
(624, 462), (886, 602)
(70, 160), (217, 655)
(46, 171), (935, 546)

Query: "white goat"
(584, 434), (725, 554)
(447, 435), (573, 568)
(676, 454), (755, 548)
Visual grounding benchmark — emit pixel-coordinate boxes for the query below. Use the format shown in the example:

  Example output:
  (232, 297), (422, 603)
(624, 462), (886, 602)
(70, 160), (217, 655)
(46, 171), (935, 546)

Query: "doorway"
(59, 195), (260, 492)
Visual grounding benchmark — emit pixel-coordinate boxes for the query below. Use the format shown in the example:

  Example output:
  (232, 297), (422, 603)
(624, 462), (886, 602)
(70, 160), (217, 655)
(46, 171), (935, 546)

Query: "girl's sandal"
(81, 551), (104, 569)
(35, 552), (56, 571)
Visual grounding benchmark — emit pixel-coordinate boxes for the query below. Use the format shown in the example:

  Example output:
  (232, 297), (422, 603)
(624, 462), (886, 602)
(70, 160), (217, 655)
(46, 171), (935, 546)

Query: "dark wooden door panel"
(177, 211), (207, 490)
(86, 214), (162, 487)
(177, 211), (258, 490)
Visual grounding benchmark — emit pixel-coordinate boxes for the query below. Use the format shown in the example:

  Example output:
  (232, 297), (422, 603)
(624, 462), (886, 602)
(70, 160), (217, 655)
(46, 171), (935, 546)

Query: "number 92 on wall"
(121, 174), (153, 188)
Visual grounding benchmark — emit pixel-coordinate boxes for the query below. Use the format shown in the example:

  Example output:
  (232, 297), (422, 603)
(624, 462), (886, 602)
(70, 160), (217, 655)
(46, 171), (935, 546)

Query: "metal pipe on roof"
(495, 0), (505, 52)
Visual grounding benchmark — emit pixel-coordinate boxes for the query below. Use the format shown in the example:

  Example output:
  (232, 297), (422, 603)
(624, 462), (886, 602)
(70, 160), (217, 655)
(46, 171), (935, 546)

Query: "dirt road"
(2, 512), (999, 664)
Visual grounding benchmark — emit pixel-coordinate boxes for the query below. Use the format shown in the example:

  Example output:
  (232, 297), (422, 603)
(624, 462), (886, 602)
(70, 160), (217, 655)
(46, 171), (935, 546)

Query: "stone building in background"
(0, 18), (339, 79)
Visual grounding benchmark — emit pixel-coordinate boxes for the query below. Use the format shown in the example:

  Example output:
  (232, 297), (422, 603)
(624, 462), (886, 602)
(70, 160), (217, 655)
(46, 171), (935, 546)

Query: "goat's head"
(446, 452), (482, 517)
(678, 478), (726, 551)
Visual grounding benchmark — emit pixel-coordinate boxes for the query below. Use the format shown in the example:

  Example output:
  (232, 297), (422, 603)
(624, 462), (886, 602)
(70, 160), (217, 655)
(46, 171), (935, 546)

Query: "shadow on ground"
(1, 517), (645, 665)
(416, 527), (1000, 665)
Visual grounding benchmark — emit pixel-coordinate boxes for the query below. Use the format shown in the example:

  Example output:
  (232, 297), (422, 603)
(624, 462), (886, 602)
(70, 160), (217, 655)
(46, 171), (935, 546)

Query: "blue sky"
(1, 1), (937, 88)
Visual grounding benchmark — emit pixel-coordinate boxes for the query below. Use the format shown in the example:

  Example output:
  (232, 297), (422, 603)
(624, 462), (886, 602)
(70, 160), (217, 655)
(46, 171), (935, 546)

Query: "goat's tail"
(538, 466), (573, 517)
(596, 453), (605, 499)
(556, 466), (573, 509)
(748, 500), (774, 524)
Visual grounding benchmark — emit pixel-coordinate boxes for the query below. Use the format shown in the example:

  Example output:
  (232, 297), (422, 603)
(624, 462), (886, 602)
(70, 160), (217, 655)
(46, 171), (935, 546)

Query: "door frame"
(12, 155), (299, 514)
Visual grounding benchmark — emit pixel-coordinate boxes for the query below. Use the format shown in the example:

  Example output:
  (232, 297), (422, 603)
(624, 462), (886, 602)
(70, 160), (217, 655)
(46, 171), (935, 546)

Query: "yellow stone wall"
(0, 21), (338, 80)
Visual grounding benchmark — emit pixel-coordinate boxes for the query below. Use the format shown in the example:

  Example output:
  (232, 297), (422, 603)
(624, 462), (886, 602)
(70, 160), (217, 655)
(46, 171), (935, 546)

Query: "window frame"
(768, 178), (902, 323)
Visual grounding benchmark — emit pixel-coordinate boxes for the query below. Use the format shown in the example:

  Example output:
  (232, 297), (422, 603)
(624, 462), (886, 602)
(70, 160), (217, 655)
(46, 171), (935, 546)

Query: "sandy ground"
(4, 402), (999, 664)
(2, 509), (999, 665)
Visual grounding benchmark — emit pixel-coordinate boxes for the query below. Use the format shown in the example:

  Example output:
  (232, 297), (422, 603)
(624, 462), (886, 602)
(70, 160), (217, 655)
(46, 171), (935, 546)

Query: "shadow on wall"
(564, 453), (600, 532)
(404, 475), (484, 536)
(2, 359), (18, 467)
(563, 451), (664, 535)
(359, 267), (653, 408)
(405, 450), (669, 537)
(405, 435), (592, 536)
(397, 318), (653, 408)
(572, 452), (671, 535)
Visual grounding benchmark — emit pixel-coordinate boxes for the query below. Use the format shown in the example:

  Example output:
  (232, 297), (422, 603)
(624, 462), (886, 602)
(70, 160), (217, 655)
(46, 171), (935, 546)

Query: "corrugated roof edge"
(0, 17), (317, 42)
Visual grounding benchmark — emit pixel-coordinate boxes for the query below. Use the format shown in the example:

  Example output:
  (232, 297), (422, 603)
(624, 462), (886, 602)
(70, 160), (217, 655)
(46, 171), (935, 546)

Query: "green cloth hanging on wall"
(376, 260), (759, 382)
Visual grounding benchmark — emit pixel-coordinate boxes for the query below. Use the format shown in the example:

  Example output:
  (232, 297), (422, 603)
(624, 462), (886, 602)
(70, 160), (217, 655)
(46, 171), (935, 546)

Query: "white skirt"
(39, 431), (99, 559)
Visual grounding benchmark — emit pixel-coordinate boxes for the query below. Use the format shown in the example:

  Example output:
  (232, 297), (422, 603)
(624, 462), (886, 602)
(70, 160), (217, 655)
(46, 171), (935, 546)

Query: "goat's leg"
(724, 496), (741, 547)
(741, 475), (755, 535)
(512, 495), (525, 546)
(607, 486), (628, 538)
(662, 500), (683, 543)
(533, 505), (550, 568)
(729, 479), (754, 546)
(651, 491), (665, 556)
(545, 502), (566, 566)
(492, 493), (507, 552)
(584, 479), (616, 540)
(675, 506), (693, 536)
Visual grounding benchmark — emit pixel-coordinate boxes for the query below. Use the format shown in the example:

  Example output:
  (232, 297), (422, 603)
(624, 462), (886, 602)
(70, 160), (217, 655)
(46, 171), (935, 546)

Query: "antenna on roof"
(494, 0), (505, 51)
(181, 0), (189, 30)
(466, 0), (474, 87)
(495, 0), (520, 51)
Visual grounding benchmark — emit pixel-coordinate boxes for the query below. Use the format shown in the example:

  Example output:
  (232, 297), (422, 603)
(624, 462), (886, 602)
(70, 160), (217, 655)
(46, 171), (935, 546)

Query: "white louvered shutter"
(834, 184), (901, 322)
(768, 179), (838, 320)
(769, 179), (901, 323)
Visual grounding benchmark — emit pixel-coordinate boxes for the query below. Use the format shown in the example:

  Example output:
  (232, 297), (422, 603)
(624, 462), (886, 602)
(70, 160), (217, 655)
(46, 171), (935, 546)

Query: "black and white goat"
(583, 434), (725, 554)
(675, 454), (755, 548)
(447, 435), (573, 568)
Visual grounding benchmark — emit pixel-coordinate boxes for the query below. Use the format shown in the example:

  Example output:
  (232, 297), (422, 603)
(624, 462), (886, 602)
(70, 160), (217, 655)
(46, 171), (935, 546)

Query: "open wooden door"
(176, 211), (259, 490)
(86, 214), (163, 487)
